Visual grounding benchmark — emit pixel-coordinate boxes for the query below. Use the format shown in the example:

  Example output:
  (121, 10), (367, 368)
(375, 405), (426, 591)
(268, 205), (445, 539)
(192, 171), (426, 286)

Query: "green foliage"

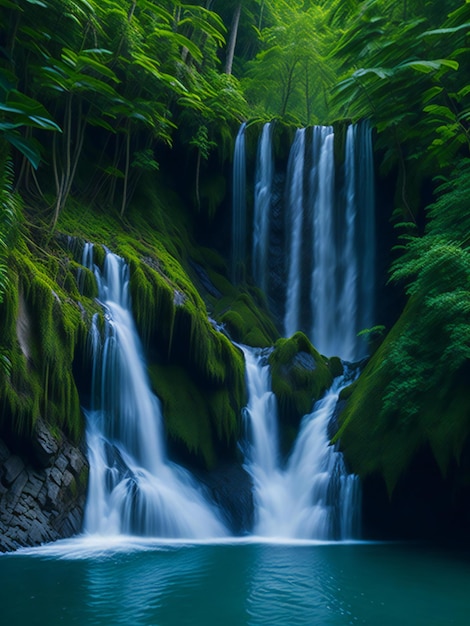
(384, 162), (470, 423)
(0, 151), (21, 304)
(336, 162), (470, 492)
(242, 2), (339, 124)
(331, 0), (470, 217)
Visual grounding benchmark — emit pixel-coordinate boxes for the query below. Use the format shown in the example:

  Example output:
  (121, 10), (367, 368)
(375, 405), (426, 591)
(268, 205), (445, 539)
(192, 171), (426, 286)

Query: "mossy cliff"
(334, 299), (470, 497)
(0, 236), (97, 445)
(55, 182), (252, 470)
(0, 131), (285, 480)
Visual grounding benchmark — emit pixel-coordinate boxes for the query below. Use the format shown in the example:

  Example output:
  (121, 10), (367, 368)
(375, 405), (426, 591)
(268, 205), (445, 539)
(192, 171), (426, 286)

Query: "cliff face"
(0, 169), (271, 548)
(0, 420), (88, 552)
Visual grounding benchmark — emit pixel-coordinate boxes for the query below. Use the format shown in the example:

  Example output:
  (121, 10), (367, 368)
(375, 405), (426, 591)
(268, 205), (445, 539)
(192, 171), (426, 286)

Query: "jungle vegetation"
(1, 0), (469, 485)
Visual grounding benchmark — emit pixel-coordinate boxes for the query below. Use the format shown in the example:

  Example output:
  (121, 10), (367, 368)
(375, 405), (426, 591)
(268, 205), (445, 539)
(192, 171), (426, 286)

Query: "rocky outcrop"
(0, 419), (88, 552)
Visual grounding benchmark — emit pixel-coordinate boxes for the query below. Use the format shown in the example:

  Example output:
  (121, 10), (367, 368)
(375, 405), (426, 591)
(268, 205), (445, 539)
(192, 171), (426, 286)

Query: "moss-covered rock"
(268, 332), (334, 429)
(334, 299), (470, 495)
(149, 357), (244, 470)
(0, 236), (99, 443)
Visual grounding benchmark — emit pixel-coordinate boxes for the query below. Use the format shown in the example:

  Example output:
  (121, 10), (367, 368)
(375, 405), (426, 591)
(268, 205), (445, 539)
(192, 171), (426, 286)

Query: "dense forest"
(1, 0), (470, 544)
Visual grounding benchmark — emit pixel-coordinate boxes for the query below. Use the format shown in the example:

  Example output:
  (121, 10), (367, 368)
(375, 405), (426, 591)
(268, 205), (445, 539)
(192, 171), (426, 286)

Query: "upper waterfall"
(252, 122), (274, 293)
(233, 121), (376, 362)
(232, 122), (247, 284)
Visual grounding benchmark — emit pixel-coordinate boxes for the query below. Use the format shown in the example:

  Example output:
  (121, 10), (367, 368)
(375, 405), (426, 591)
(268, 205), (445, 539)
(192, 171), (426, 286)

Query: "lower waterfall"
(78, 244), (360, 541)
(241, 345), (361, 540)
(82, 246), (228, 538)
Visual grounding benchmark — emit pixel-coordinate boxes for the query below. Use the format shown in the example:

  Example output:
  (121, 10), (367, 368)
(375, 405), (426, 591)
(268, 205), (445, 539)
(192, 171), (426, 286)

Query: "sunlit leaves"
(242, 3), (337, 123)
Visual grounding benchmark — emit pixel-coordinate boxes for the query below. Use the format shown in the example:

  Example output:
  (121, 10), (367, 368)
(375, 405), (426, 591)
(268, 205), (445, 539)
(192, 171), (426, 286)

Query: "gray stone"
(29, 519), (48, 544)
(61, 470), (74, 491)
(32, 418), (59, 468)
(0, 432), (88, 552)
(66, 448), (86, 476)
(49, 466), (63, 486)
(46, 481), (61, 510)
(2, 455), (25, 486)
(54, 454), (68, 474)
(0, 534), (17, 553)
(37, 485), (47, 507)
(23, 475), (43, 499)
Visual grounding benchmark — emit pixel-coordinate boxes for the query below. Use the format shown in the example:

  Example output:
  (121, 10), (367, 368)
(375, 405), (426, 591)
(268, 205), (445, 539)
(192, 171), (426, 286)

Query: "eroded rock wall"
(0, 419), (88, 552)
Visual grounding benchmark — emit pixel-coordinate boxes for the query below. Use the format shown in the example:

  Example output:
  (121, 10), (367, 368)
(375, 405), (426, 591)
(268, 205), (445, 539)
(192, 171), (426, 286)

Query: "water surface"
(1, 539), (468, 625)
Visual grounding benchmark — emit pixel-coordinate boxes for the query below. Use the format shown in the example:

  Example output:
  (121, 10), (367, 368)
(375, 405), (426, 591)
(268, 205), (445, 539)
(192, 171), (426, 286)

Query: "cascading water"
(310, 126), (337, 357)
(284, 128), (306, 338)
(231, 122), (247, 283)
(81, 245), (227, 538)
(356, 120), (376, 338)
(236, 120), (376, 362)
(241, 345), (361, 540)
(252, 122), (274, 294)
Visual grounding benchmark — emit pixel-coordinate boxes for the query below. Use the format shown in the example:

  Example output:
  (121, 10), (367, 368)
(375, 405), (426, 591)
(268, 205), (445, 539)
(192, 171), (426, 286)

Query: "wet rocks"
(0, 423), (89, 553)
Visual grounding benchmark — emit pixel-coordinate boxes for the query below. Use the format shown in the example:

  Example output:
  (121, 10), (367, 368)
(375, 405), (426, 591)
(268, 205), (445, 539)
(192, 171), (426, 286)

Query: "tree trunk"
(225, 2), (242, 75)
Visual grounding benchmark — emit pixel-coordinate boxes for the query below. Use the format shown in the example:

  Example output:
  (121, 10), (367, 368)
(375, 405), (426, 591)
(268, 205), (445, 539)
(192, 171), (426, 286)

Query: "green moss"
(0, 237), (98, 443)
(334, 300), (470, 495)
(268, 332), (333, 427)
(3, 170), (249, 466)
(214, 291), (279, 348)
(149, 360), (243, 469)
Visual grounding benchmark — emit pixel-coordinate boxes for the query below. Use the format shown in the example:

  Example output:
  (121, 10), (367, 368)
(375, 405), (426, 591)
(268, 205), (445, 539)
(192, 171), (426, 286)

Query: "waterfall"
(336, 124), (358, 360)
(81, 246), (227, 538)
(236, 122), (376, 362)
(232, 122), (247, 283)
(284, 128), (306, 337)
(252, 122), (274, 294)
(357, 120), (376, 338)
(241, 345), (361, 540)
(310, 126), (336, 356)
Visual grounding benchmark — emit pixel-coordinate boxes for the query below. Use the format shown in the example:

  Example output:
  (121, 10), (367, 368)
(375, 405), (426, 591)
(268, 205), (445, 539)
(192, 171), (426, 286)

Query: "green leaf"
(4, 132), (41, 169)
(421, 23), (470, 37)
(422, 86), (444, 103)
(423, 104), (456, 121)
(399, 59), (458, 73)
(352, 67), (393, 79)
(457, 85), (470, 99)
(0, 69), (17, 92)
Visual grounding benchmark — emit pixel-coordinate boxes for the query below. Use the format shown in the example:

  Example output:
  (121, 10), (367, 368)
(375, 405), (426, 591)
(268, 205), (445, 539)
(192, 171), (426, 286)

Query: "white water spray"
(82, 246), (227, 538)
(241, 345), (361, 540)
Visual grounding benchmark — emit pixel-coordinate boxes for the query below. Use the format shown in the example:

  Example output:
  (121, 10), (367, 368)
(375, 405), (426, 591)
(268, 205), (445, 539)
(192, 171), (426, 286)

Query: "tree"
(330, 0), (469, 219)
(242, 3), (337, 123)
(225, 1), (242, 75)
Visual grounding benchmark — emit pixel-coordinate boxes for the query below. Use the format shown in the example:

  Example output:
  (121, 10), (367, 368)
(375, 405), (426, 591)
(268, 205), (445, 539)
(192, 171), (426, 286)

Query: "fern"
(382, 161), (470, 426)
